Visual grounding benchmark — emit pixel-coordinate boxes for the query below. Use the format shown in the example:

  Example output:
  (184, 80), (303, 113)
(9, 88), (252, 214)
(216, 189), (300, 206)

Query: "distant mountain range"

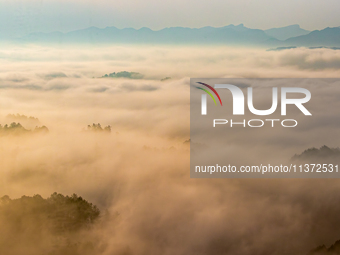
(264, 24), (310, 40)
(284, 27), (340, 47)
(17, 24), (274, 46)
(3, 24), (340, 47)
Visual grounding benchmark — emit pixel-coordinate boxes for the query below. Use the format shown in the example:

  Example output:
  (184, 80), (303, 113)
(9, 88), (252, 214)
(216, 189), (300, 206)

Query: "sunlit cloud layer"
(0, 45), (340, 254)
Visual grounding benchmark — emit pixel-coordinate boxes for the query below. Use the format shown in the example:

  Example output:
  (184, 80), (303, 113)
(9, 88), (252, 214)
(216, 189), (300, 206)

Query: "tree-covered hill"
(0, 193), (104, 255)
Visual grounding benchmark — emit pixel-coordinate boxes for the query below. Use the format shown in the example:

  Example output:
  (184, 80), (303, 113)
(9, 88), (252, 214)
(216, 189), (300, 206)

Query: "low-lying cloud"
(0, 44), (339, 255)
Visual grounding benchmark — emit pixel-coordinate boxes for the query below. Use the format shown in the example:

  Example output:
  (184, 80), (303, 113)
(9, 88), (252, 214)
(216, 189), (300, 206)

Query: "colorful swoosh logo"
(196, 82), (223, 106)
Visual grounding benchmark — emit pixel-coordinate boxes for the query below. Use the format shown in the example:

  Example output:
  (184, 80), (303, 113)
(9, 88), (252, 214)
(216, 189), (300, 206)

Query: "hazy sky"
(0, 0), (339, 37)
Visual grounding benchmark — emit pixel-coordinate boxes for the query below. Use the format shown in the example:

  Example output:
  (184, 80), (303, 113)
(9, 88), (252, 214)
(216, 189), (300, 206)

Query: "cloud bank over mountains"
(0, 36), (340, 255)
